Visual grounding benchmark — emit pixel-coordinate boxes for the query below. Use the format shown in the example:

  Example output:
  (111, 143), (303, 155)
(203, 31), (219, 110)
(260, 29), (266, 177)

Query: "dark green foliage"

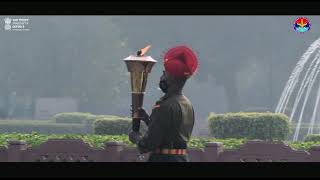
(304, 134), (320, 142)
(208, 112), (290, 140)
(0, 114), (145, 135)
(0, 132), (245, 149)
(93, 118), (130, 135)
(93, 116), (147, 135)
(53, 112), (96, 124)
(289, 141), (320, 150)
(0, 133), (319, 151)
(0, 120), (89, 134)
(288, 124), (320, 141)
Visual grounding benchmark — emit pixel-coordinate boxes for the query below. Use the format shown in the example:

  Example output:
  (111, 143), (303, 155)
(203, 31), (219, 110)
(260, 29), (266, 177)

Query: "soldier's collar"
(159, 91), (182, 102)
(159, 94), (169, 102)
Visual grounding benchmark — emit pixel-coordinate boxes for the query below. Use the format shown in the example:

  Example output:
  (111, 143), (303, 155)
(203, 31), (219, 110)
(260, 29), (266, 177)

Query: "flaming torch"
(123, 45), (157, 132)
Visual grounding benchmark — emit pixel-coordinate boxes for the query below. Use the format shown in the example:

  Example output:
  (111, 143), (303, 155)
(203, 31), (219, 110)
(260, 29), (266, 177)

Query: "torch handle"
(132, 118), (141, 132)
(131, 92), (144, 132)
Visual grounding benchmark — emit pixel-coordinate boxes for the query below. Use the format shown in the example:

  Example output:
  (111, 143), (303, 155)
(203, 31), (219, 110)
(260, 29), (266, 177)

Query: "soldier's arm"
(141, 110), (151, 126)
(136, 104), (173, 153)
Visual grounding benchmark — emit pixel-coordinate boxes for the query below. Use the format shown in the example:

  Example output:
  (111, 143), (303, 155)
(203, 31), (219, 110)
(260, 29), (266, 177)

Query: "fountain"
(276, 37), (320, 141)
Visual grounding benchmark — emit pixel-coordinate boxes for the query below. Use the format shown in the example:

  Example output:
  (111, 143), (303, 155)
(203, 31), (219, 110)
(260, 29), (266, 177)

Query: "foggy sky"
(0, 16), (319, 135)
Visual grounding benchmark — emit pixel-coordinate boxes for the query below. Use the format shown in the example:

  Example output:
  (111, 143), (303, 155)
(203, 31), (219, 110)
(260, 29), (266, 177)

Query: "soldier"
(129, 45), (199, 162)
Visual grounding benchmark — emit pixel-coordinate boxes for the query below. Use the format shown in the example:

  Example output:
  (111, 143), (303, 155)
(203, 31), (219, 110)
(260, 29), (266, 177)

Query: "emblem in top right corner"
(294, 17), (311, 33)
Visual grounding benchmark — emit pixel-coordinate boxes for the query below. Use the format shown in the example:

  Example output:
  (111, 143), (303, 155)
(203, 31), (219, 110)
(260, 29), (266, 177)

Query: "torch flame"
(137, 45), (151, 57)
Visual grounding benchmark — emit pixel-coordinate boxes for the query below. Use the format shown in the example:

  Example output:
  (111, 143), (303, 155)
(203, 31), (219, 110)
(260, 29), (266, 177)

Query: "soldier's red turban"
(163, 46), (198, 78)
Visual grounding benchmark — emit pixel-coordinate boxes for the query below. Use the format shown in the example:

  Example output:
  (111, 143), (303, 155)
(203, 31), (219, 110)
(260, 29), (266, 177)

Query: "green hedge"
(304, 134), (320, 142)
(0, 120), (90, 134)
(288, 124), (320, 141)
(93, 116), (147, 135)
(0, 133), (132, 148)
(53, 112), (96, 124)
(208, 112), (290, 140)
(0, 133), (245, 149)
(0, 114), (149, 135)
(1, 133), (320, 150)
(289, 141), (320, 150)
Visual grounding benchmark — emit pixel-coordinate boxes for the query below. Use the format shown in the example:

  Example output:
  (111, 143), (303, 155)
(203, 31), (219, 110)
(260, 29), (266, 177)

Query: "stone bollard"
(104, 141), (125, 162)
(202, 142), (223, 162)
(7, 140), (27, 162)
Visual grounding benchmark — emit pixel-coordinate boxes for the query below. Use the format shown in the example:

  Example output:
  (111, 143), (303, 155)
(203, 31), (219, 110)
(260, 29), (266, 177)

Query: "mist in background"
(0, 15), (319, 136)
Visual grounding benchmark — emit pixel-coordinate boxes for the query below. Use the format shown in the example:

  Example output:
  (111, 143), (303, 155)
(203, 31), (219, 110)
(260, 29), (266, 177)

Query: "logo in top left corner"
(4, 17), (12, 30)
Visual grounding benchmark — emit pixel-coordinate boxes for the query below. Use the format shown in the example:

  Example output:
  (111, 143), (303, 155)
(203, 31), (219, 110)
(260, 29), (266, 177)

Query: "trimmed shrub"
(93, 116), (147, 135)
(1, 133), (320, 150)
(304, 134), (320, 142)
(289, 124), (320, 141)
(208, 112), (290, 141)
(0, 120), (89, 134)
(53, 112), (96, 124)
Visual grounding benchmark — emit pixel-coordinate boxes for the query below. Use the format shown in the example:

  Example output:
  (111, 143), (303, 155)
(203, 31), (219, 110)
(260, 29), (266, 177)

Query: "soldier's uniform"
(137, 84), (195, 162)
(130, 45), (198, 162)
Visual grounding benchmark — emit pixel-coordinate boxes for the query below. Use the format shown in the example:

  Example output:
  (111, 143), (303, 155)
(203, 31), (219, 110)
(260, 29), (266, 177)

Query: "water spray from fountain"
(276, 37), (320, 141)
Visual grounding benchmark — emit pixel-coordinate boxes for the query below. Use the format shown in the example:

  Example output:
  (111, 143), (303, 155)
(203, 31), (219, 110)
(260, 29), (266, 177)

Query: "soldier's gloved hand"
(129, 130), (142, 144)
(130, 106), (150, 125)
(137, 108), (150, 125)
